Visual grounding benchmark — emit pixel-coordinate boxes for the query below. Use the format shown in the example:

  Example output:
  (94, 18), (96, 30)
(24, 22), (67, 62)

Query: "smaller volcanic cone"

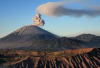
(33, 13), (45, 26)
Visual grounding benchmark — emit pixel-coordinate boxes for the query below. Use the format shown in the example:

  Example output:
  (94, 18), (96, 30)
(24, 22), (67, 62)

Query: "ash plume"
(33, 13), (45, 26)
(36, 1), (100, 17)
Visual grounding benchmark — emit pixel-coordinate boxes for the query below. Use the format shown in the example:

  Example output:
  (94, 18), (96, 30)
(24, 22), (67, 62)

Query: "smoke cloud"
(33, 13), (45, 26)
(36, 1), (100, 17)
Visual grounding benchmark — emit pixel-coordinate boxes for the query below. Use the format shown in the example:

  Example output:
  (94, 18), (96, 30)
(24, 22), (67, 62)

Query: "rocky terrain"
(0, 48), (100, 68)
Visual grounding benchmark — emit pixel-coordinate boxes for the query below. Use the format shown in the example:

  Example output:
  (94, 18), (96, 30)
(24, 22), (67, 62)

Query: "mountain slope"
(73, 34), (100, 48)
(74, 34), (100, 42)
(0, 25), (82, 50)
(0, 25), (100, 49)
(28, 37), (82, 50)
(0, 25), (57, 42)
(0, 25), (57, 49)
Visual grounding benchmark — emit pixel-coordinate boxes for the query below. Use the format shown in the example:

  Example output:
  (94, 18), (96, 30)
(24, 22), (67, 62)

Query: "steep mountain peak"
(0, 25), (57, 40)
(13, 25), (53, 35)
(0, 25), (58, 49)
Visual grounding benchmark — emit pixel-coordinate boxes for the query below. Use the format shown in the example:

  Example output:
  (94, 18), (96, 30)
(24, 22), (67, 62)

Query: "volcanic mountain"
(0, 25), (57, 49)
(0, 25), (82, 49)
(0, 25), (100, 49)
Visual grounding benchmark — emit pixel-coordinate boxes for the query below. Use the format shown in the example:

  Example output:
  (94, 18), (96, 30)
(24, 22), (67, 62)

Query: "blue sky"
(0, 0), (100, 38)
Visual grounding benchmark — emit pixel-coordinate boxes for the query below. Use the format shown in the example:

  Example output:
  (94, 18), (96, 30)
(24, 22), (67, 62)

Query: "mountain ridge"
(0, 25), (100, 49)
(73, 34), (100, 42)
(0, 48), (100, 68)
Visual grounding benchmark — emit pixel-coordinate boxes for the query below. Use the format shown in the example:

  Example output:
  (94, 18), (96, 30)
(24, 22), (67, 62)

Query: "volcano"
(0, 25), (82, 50)
(0, 25), (57, 49)
(0, 25), (100, 49)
